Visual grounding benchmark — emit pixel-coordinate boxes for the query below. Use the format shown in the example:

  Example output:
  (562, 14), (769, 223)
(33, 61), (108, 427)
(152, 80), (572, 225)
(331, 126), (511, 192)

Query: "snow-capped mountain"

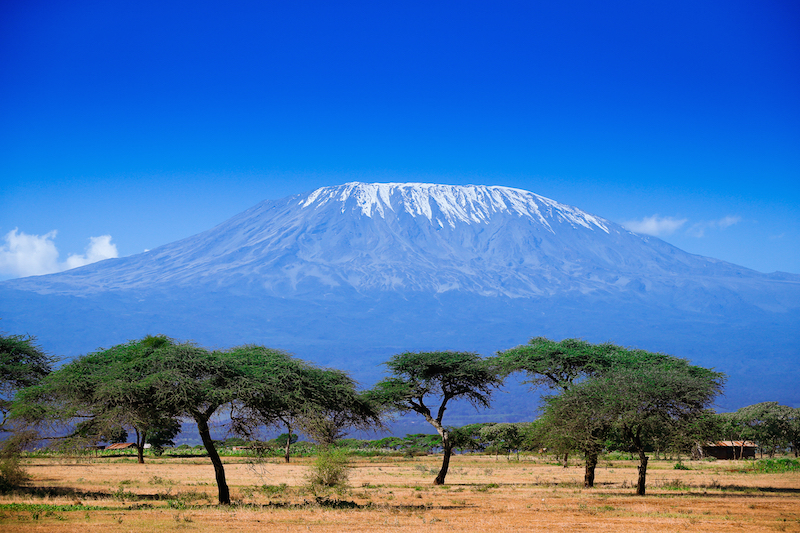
(1, 182), (798, 412)
(5, 183), (775, 300)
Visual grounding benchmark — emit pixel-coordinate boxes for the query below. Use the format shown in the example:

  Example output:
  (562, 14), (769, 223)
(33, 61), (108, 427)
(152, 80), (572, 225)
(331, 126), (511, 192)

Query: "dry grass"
(1, 454), (799, 532)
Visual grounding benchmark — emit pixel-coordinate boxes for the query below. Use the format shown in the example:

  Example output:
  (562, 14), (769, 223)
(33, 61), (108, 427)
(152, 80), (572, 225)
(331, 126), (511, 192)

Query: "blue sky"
(1, 0), (798, 280)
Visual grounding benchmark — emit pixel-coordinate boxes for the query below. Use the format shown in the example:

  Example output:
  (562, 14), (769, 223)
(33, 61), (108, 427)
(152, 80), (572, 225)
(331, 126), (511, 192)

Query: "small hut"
(698, 441), (757, 460)
(105, 442), (138, 450)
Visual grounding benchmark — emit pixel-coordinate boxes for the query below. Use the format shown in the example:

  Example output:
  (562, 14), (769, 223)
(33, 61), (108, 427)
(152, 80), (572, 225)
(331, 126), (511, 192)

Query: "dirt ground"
(1, 454), (799, 532)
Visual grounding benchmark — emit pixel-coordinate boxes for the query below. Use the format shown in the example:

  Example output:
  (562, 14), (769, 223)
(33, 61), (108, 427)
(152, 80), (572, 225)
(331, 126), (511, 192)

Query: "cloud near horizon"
(624, 215), (742, 238)
(0, 229), (119, 279)
(687, 215), (742, 237)
(622, 215), (688, 237)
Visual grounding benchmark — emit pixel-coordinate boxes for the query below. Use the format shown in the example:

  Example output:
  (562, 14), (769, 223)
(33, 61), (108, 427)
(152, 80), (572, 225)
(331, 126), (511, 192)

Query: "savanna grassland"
(1, 453), (799, 532)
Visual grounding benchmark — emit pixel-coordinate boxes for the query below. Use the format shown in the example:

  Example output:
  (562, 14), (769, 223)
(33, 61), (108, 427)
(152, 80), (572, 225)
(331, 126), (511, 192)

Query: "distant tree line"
(1, 331), (795, 502)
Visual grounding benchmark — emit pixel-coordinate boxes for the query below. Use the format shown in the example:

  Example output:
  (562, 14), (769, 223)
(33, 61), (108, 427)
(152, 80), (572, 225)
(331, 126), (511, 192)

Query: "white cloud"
(688, 215), (742, 237)
(0, 228), (119, 279)
(65, 235), (119, 269)
(622, 215), (688, 237)
(717, 215), (741, 229)
(0, 229), (61, 277)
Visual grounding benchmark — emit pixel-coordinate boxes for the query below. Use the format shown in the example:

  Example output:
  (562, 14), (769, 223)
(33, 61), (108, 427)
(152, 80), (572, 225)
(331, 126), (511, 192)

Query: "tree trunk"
(584, 452), (598, 488)
(134, 428), (145, 464)
(434, 435), (452, 485)
(284, 427), (292, 464)
(636, 450), (648, 496)
(196, 414), (230, 505)
(563, 451), (569, 468)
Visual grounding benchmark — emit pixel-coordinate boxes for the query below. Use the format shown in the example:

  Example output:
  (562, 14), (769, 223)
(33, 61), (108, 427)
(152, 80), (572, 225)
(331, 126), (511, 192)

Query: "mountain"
(2, 182), (799, 416)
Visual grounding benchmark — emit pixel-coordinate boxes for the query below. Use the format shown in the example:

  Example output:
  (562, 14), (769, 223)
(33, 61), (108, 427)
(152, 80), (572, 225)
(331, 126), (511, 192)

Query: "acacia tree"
(732, 402), (796, 457)
(368, 351), (503, 485)
(229, 348), (382, 461)
(144, 342), (260, 505)
(498, 337), (618, 477)
(296, 366), (382, 448)
(500, 338), (632, 483)
(480, 423), (527, 460)
(788, 408), (800, 458)
(538, 389), (611, 487)
(14, 338), (300, 505)
(499, 337), (682, 486)
(498, 337), (619, 390)
(225, 346), (310, 462)
(554, 359), (724, 495)
(145, 343), (356, 503)
(0, 333), (54, 433)
(12, 335), (178, 464)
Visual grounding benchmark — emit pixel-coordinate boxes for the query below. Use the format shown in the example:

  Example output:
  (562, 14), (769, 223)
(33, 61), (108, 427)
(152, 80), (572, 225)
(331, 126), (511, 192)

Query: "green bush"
(753, 458), (800, 473)
(306, 448), (350, 490)
(0, 435), (32, 492)
(0, 455), (29, 492)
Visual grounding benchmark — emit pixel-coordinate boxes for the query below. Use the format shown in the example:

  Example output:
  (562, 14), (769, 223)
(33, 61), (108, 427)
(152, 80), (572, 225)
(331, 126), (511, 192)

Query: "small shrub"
(261, 483), (288, 495)
(0, 433), (33, 492)
(306, 448), (350, 490)
(659, 478), (689, 490)
(0, 455), (29, 492)
(753, 459), (800, 473)
(673, 461), (690, 470)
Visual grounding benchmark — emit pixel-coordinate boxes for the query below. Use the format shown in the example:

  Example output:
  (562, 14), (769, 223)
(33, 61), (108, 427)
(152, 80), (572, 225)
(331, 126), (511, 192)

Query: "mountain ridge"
(4, 182), (789, 298)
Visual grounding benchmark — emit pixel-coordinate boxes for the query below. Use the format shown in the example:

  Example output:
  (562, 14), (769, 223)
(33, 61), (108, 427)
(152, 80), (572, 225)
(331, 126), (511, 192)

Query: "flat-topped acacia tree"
(498, 337), (674, 487)
(14, 337), (316, 505)
(145, 343), (327, 504)
(295, 365), (383, 447)
(369, 351), (503, 485)
(229, 348), (382, 459)
(541, 357), (724, 495)
(12, 335), (179, 465)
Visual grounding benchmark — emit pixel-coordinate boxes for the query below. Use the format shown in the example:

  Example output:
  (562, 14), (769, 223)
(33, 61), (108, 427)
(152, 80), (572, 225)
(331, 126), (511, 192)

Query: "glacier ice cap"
(300, 182), (610, 233)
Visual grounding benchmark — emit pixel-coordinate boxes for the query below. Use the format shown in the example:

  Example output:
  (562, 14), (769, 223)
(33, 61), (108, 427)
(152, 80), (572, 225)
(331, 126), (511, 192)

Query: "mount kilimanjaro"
(2, 182), (798, 414)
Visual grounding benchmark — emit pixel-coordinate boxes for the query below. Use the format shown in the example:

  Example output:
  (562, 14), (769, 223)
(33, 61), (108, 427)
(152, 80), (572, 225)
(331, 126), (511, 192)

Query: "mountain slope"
(6, 183), (787, 300)
(1, 182), (798, 412)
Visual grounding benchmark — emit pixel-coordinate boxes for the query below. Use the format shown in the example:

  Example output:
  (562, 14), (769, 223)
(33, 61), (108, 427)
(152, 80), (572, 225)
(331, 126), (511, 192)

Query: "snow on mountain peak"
(300, 182), (610, 233)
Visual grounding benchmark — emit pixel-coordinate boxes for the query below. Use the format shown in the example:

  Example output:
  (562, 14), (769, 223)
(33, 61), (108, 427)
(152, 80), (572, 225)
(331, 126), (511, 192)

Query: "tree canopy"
(0, 333), (54, 432)
(725, 402), (798, 458)
(498, 336), (670, 391)
(501, 337), (724, 489)
(12, 335), (174, 463)
(546, 357), (724, 494)
(369, 351), (503, 484)
(230, 348), (382, 459)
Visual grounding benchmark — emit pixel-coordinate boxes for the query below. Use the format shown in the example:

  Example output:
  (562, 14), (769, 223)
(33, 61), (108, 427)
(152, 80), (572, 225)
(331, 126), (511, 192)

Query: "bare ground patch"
(1, 455), (798, 532)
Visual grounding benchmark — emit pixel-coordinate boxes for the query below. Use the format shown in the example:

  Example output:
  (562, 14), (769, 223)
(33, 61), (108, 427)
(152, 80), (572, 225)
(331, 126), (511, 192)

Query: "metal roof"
(704, 441), (757, 447)
(105, 442), (138, 450)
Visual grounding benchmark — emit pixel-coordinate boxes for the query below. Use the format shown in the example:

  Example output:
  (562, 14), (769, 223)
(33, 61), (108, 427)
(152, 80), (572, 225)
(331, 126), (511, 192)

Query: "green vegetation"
(305, 447), (351, 491)
(0, 333), (54, 432)
(0, 333), (54, 490)
(720, 402), (800, 458)
(368, 351), (503, 485)
(499, 338), (725, 494)
(751, 458), (800, 473)
(5, 329), (798, 505)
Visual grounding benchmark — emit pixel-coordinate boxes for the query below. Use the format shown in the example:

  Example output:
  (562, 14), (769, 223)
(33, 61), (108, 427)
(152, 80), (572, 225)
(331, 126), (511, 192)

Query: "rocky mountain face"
(2, 182), (798, 414)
